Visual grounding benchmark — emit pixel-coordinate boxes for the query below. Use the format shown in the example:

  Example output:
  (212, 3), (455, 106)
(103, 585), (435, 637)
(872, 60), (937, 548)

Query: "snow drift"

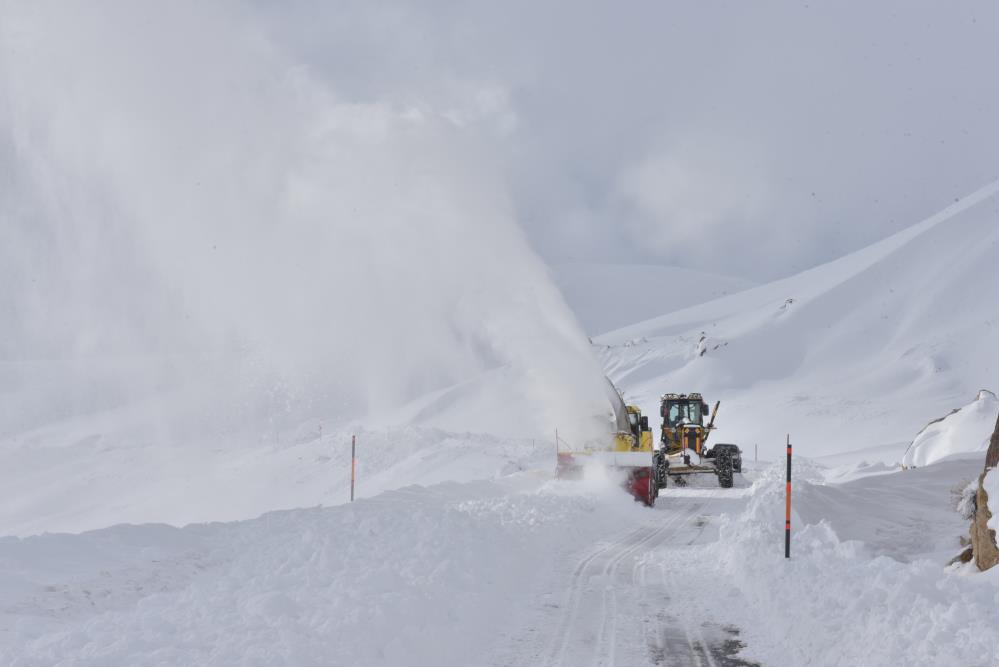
(0, 477), (648, 665)
(902, 390), (999, 468)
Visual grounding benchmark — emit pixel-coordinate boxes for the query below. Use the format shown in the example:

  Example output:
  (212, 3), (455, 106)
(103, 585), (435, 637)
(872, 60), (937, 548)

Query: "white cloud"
(616, 134), (775, 261)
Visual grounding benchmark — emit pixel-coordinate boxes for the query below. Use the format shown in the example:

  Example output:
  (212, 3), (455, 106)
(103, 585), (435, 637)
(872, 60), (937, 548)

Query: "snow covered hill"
(550, 262), (754, 336)
(596, 179), (999, 460)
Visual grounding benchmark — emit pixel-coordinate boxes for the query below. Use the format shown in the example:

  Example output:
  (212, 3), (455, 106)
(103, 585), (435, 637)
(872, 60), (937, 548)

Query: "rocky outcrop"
(970, 413), (999, 571)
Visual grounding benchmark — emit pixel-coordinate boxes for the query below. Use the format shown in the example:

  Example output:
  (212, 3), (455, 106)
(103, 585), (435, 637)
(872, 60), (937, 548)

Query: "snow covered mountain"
(596, 179), (999, 461)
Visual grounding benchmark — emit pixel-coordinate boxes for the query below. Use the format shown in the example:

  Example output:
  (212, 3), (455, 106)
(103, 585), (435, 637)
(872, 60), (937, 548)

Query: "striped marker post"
(350, 434), (357, 502)
(785, 435), (792, 558)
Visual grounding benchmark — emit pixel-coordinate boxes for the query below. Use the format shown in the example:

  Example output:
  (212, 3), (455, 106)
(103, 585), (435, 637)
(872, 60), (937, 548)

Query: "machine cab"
(626, 407), (650, 438)
(622, 406), (653, 451)
(660, 394), (710, 428)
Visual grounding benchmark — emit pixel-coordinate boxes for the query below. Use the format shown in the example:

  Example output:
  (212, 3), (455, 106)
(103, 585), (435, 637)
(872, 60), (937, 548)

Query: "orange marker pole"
(350, 434), (357, 502)
(785, 434), (792, 558)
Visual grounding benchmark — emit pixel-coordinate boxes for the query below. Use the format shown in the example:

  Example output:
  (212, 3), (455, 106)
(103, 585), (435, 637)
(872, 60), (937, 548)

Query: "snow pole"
(785, 435), (792, 559)
(350, 434), (356, 503)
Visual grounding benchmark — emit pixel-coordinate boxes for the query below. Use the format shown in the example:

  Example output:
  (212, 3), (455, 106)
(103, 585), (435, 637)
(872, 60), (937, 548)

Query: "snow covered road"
(542, 502), (703, 666)
(492, 484), (757, 667)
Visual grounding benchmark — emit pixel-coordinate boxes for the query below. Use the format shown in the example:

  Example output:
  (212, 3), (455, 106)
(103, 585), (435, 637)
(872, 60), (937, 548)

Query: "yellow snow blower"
(556, 396), (659, 506)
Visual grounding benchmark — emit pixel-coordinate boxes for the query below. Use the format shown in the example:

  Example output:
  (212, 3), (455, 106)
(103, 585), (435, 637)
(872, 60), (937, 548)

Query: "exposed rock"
(970, 413), (999, 571)
(948, 546), (974, 567)
(972, 473), (999, 570)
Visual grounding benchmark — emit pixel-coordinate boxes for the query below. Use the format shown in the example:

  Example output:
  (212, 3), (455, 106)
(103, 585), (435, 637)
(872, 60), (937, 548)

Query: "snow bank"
(0, 477), (648, 665)
(0, 423), (562, 537)
(700, 462), (999, 666)
(902, 391), (999, 468)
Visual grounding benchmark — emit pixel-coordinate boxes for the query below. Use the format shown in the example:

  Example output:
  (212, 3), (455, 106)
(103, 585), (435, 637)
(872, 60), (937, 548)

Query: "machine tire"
(654, 453), (669, 489)
(716, 451), (734, 489)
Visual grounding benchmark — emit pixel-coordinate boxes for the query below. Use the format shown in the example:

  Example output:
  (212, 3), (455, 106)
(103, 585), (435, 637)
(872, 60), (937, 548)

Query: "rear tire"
(716, 451), (734, 489)
(654, 453), (669, 489)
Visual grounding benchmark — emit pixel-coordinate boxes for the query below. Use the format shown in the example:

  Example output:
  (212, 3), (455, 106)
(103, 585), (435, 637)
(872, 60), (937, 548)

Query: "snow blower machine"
(654, 393), (735, 488)
(556, 400), (659, 507)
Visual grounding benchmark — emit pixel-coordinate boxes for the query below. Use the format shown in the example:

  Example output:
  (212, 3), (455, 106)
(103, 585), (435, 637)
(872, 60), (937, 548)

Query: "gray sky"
(261, 0), (999, 280)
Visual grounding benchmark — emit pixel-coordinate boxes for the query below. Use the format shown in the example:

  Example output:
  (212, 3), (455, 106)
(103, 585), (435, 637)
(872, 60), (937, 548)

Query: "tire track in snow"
(543, 526), (645, 664)
(646, 489), (757, 667)
(668, 493), (720, 667)
(656, 559), (718, 667)
(542, 501), (698, 666)
(595, 507), (692, 666)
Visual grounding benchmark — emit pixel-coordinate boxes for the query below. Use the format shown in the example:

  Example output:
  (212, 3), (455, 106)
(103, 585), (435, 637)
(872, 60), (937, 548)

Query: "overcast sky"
(261, 0), (999, 280)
